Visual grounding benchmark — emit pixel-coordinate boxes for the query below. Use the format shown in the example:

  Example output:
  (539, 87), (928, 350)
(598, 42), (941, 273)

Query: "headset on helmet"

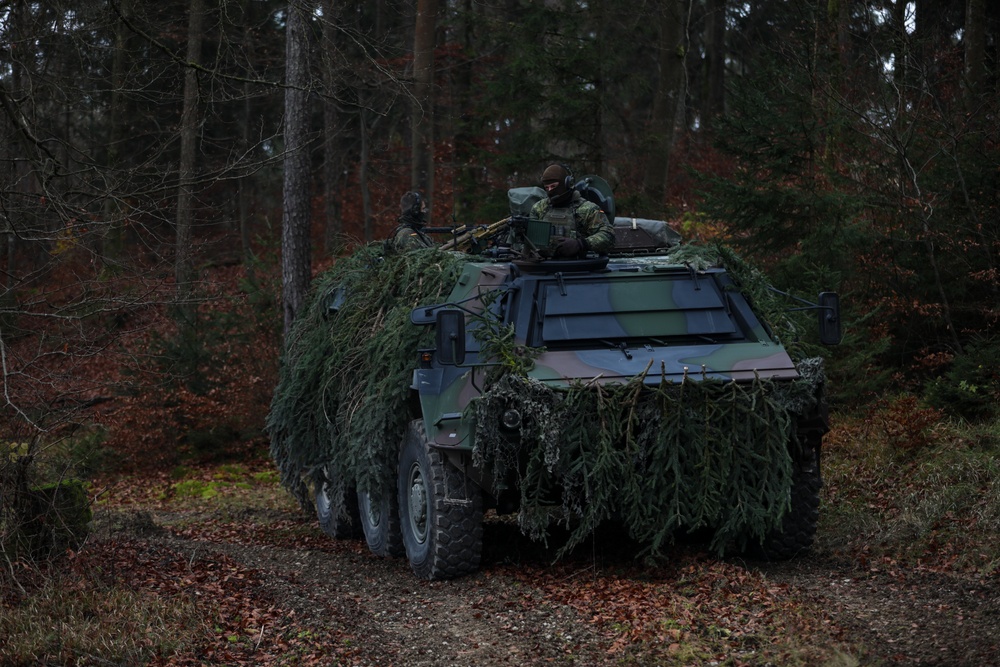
(400, 191), (423, 218)
(559, 164), (574, 190)
(541, 163), (575, 191)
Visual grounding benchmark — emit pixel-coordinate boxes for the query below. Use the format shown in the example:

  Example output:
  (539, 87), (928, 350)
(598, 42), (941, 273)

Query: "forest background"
(1, 0), (1000, 659)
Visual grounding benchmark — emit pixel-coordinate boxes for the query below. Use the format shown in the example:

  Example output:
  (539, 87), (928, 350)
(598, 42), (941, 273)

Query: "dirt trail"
(113, 504), (1000, 667)
(757, 558), (1000, 666)
(203, 538), (611, 666)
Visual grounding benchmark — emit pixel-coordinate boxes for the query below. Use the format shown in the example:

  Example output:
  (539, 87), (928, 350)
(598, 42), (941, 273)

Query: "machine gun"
(436, 217), (512, 253)
(429, 176), (612, 258)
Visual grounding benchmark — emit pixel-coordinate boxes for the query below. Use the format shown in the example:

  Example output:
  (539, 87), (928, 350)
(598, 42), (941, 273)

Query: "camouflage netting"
(267, 245), (470, 510)
(268, 242), (826, 556)
(472, 360), (825, 557)
(466, 243), (826, 555)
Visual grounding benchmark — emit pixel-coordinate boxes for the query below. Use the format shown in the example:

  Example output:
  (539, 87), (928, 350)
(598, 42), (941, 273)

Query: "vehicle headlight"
(501, 408), (521, 430)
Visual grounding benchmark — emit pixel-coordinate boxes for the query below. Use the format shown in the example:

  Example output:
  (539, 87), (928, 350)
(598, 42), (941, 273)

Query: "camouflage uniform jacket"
(388, 222), (434, 251)
(530, 191), (615, 254)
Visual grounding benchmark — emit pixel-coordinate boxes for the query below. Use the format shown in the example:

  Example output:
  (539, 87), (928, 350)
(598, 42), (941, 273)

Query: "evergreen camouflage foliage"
(473, 359), (825, 556)
(267, 246), (469, 511)
(468, 243), (825, 555)
(268, 243), (826, 556)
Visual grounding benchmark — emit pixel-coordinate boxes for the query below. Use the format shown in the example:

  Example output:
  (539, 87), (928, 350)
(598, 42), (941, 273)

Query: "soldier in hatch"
(529, 163), (614, 258)
(388, 191), (434, 251)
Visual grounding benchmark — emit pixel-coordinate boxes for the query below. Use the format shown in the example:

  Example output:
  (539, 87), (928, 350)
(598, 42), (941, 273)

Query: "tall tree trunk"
(411, 0), (437, 222)
(891, 0), (908, 85)
(914, 0), (946, 72)
(5, 1), (26, 288)
(239, 76), (254, 278)
(452, 0), (476, 220)
(359, 108), (373, 242)
(175, 0), (204, 301)
(238, 1), (255, 278)
(643, 0), (687, 207)
(103, 0), (130, 268)
(963, 0), (986, 108)
(4, 0), (46, 274)
(701, 0), (725, 132)
(282, 0), (314, 335)
(822, 0), (848, 169)
(593, 0), (607, 174)
(321, 0), (343, 253)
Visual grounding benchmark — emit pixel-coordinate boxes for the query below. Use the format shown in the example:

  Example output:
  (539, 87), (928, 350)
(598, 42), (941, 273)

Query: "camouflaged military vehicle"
(268, 178), (841, 581)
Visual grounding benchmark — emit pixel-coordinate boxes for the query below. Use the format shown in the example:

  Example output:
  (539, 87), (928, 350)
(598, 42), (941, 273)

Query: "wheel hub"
(316, 465), (333, 517)
(364, 495), (382, 528)
(408, 467), (428, 543)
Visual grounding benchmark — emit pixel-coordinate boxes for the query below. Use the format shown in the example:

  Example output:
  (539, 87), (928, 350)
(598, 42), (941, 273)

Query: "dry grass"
(819, 399), (1000, 573)
(0, 461), (287, 667)
(0, 570), (211, 665)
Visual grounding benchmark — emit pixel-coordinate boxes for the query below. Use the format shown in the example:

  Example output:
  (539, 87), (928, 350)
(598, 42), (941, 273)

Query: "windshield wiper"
(600, 340), (633, 360)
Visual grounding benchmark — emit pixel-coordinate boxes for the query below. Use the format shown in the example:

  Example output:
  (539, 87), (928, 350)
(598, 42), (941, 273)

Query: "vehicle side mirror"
(818, 292), (842, 345)
(435, 309), (466, 365)
(324, 287), (346, 319)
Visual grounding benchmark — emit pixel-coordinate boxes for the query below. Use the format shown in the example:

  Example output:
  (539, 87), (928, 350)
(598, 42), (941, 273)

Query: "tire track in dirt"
(161, 532), (612, 666)
(96, 502), (1000, 665)
(754, 557), (1000, 666)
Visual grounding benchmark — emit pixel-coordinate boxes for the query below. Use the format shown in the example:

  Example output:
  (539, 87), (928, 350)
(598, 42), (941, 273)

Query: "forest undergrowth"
(3, 396), (1000, 665)
(3, 258), (1000, 665)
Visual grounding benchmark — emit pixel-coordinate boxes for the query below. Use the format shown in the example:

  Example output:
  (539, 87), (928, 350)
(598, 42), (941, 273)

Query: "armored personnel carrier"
(268, 179), (841, 580)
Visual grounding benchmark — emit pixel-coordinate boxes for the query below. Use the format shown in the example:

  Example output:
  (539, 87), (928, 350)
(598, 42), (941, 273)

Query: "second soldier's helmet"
(400, 191), (426, 225)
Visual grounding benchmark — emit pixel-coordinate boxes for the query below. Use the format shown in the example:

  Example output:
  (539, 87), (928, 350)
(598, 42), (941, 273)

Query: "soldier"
(388, 191), (434, 251)
(529, 164), (614, 258)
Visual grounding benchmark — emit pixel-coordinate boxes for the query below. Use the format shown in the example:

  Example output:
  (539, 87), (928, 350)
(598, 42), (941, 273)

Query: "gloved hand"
(552, 237), (587, 258)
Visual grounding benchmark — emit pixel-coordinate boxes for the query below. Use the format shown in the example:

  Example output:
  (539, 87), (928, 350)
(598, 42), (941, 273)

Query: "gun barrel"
(439, 217), (510, 251)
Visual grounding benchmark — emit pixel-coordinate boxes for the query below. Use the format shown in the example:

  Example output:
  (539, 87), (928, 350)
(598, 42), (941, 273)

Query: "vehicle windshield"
(526, 271), (757, 348)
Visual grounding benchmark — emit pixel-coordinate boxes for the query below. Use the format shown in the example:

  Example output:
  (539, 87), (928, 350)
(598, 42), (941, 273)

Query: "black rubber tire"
(357, 484), (405, 557)
(755, 448), (822, 560)
(315, 466), (361, 539)
(398, 420), (483, 580)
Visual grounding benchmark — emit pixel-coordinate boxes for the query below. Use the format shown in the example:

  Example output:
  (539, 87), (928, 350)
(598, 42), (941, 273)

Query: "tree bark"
(103, 0), (131, 267)
(452, 0), (476, 220)
(235, 1), (255, 277)
(175, 0), (205, 301)
(963, 0), (986, 108)
(282, 0), (314, 335)
(359, 108), (373, 243)
(822, 0), (848, 170)
(891, 0), (908, 87)
(701, 0), (725, 131)
(239, 76), (254, 277)
(914, 0), (947, 72)
(321, 0), (343, 253)
(643, 0), (687, 207)
(411, 0), (438, 222)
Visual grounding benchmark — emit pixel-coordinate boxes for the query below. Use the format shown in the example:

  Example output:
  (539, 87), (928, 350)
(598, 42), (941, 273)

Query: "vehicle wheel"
(398, 420), (483, 580)
(315, 465), (361, 539)
(357, 484), (405, 557)
(755, 448), (822, 560)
